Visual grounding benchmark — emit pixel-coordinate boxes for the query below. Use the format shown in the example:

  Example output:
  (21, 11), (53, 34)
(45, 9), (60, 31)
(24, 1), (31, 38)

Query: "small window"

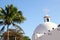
(52, 28), (54, 30)
(47, 18), (49, 22)
(58, 24), (60, 27)
(48, 30), (50, 32)
(44, 32), (46, 34)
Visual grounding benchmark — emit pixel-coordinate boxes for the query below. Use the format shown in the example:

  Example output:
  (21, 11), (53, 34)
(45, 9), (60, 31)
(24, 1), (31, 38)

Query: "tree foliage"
(3, 29), (31, 40)
(0, 4), (26, 40)
(3, 29), (24, 40)
(0, 4), (25, 33)
(23, 36), (31, 40)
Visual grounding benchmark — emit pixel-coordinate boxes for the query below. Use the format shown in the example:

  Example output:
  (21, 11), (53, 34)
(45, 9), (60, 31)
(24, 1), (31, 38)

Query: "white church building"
(32, 14), (60, 40)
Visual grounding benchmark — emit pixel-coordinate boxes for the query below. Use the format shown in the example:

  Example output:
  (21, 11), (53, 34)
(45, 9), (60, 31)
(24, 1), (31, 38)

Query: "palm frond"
(0, 25), (5, 34)
(0, 16), (5, 20)
(18, 11), (23, 15)
(12, 23), (25, 34)
(1, 26), (5, 31)
(0, 8), (6, 15)
(12, 15), (26, 23)
(12, 23), (23, 31)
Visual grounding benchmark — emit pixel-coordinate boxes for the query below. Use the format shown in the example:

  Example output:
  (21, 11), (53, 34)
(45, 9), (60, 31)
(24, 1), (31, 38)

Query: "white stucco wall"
(37, 28), (60, 40)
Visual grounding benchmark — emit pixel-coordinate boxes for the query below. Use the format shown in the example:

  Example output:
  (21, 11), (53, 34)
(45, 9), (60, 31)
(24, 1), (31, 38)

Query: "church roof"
(44, 16), (50, 18)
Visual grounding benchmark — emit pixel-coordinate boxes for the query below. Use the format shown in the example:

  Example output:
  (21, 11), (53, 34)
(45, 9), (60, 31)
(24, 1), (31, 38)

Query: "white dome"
(36, 27), (60, 40)
(32, 22), (57, 40)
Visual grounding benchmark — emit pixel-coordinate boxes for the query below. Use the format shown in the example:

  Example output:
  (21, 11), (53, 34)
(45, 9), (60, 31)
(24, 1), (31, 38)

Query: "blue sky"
(0, 0), (60, 39)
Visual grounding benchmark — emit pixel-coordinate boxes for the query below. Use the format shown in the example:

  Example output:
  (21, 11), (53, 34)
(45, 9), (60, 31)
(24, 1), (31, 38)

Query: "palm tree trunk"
(15, 36), (16, 40)
(7, 25), (9, 40)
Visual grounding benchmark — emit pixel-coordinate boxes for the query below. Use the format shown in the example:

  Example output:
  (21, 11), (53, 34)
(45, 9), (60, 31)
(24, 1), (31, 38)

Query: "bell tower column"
(44, 15), (50, 22)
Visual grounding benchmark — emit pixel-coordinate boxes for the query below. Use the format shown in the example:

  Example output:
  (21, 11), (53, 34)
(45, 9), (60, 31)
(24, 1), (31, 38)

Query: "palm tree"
(0, 4), (25, 40)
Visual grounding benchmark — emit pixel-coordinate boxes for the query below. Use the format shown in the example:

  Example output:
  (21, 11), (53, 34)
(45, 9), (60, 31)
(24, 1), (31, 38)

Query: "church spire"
(44, 8), (50, 22)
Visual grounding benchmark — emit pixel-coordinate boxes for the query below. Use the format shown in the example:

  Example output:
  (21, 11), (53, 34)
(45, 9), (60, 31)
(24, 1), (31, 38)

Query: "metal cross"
(44, 8), (49, 15)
